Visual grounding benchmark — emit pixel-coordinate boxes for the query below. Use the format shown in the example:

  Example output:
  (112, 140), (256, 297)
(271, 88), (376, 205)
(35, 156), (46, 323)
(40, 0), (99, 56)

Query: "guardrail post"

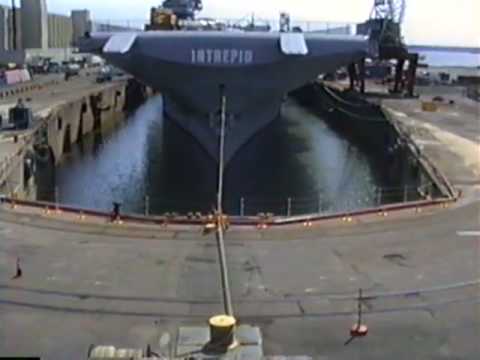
(54, 186), (59, 212)
(287, 197), (292, 217)
(144, 195), (150, 216)
(377, 188), (383, 206)
(240, 197), (245, 217)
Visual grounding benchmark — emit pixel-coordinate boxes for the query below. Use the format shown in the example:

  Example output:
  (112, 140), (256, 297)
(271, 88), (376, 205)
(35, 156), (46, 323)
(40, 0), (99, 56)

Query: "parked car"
(96, 66), (113, 83)
(47, 62), (63, 73)
(66, 63), (80, 76)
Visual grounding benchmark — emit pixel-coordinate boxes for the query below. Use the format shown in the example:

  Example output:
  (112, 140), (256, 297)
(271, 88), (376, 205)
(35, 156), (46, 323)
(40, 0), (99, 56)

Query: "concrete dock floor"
(0, 81), (479, 359)
(0, 198), (479, 359)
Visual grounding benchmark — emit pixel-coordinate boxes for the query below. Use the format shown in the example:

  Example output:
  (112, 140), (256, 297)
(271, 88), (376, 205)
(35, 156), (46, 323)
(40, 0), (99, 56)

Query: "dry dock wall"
(0, 79), (147, 199)
(0, 135), (37, 199)
(291, 83), (450, 201)
(41, 80), (143, 165)
(44, 84), (126, 164)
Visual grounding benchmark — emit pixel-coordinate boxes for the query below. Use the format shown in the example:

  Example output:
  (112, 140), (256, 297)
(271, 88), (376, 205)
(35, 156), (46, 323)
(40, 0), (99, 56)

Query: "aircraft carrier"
(78, 3), (371, 163)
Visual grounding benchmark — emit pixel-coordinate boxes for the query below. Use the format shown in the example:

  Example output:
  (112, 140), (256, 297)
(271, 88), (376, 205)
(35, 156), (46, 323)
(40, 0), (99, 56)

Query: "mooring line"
(215, 85), (233, 316)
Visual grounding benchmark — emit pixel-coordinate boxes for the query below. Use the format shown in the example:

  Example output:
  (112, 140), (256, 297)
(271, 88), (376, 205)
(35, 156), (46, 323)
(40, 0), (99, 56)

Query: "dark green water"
(36, 96), (397, 216)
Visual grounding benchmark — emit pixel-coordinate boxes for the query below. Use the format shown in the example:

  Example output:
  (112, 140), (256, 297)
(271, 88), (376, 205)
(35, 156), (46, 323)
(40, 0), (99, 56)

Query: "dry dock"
(0, 78), (478, 359)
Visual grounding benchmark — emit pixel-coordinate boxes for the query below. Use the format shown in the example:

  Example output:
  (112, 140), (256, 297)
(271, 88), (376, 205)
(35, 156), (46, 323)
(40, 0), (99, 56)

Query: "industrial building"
(0, 1), (132, 55)
(48, 13), (73, 48)
(0, 5), (22, 51)
(0, 6), (10, 51)
(71, 10), (91, 45)
(20, 0), (49, 49)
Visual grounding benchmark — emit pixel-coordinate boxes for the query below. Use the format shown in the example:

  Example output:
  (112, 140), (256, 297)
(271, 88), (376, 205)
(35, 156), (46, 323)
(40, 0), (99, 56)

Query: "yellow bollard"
(208, 315), (238, 351)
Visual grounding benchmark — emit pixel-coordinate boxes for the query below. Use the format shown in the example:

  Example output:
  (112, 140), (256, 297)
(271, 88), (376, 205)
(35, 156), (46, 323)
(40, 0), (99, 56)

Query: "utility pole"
(11, 0), (17, 50)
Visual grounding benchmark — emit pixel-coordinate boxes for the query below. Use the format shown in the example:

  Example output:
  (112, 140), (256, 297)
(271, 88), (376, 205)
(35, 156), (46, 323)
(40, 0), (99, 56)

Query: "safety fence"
(24, 181), (436, 221)
(0, 187), (457, 228)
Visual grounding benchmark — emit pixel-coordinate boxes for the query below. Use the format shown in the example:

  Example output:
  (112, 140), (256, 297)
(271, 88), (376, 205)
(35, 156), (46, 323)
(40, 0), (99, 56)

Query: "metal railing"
(37, 181), (436, 220)
(91, 18), (357, 34)
(2, 181), (455, 230)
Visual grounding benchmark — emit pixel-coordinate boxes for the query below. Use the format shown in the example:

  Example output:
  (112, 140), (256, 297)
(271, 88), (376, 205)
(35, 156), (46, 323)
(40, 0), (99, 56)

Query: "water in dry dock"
(36, 96), (399, 216)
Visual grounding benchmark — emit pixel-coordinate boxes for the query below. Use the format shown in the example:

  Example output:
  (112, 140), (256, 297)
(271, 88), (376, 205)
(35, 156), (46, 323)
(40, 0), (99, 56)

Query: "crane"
(371, 0), (418, 97)
(352, 0), (417, 96)
(371, 0), (406, 25)
(369, 0), (407, 48)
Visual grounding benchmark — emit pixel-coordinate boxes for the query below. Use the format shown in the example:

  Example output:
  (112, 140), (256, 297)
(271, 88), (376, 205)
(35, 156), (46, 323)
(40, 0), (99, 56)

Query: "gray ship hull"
(80, 31), (369, 163)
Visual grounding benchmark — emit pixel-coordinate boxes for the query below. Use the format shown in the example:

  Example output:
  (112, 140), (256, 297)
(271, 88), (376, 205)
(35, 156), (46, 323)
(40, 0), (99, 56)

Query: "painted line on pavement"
(457, 231), (480, 236)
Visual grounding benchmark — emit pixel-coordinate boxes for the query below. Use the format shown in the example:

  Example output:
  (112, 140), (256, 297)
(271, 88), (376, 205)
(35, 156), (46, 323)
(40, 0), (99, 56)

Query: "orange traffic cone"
(345, 288), (369, 345)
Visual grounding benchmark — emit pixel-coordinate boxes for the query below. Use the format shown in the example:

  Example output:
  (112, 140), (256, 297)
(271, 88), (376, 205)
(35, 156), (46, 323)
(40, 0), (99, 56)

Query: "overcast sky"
(2, 0), (479, 47)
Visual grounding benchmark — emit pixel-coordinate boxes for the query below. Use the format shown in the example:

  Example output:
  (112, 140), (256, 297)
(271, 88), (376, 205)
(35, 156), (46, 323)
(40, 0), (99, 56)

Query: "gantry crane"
(351, 0), (418, 97)
(370, 0), (407, 53)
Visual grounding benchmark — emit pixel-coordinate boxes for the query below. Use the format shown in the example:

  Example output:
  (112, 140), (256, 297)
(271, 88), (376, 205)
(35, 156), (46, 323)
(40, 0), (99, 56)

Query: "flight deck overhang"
(78, 31), (370, 68)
